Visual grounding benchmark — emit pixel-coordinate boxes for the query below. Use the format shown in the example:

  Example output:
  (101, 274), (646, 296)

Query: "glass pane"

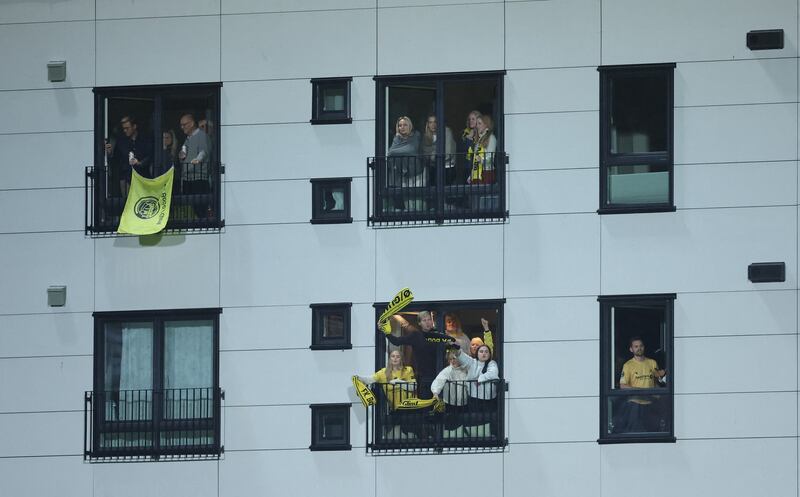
(103, 321), (153, 421)
(607, 394), (671, 435)
(607, 163), (669, 205)
(322, 86), (345, 112)
(322, 312), (345, 337)
(321, 412), (345, 440)
(321, 186), (346, 212)
(104, 97), (156, 200)
(444, 80), (499, 186)
(609, 73), (668, 154)
(611, 304), (668, 390)
(164, 320), (214, 419)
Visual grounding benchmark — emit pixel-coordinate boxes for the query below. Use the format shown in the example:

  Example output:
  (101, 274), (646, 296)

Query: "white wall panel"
(376, 453), (502, 497)
(375, 224), (503, 302)
(223, 0), (374, 14)
(220, 224), (374, 307)
(504, 296), (597, 342)
(676, 392), (797, 439)
(0, 356), (91, 412)
(225, 179), (309, 225)
(222, 121), (373, 182)
(0, 89), (92, 134)
(506, 0), (601, 69)
(509, 168), (597, 215)
(602, 0), (798, 65)
(601, 207), (797, 294)
(505, 112), (597, 170)
(94, 233), (220, 311)
(221, 345), (374, 406)
(0, 21), (94, 91)
(505, 443), (600, 497)
(0, 411), (82, 457)
(505, 341), (597, 398)
(0, 0), (93, 23)
(0, 456), (91, 497)
(676, 59), (798, 107)
(93, 459), (219, 497)
(675, 290), (797, 337)
(509, 397), (597, 443)
(220, 449), (374, 497)
(675, 334), (797, 394)
(504, 214), (600, 298)
(377, 4), (503, 75)
(0, 187), (83, 233)
(601, 438), (797, 497)
(96, 16), (221, 87)
(221, 10), (375, 81)
(676, 161), (797, 209)
(506, 67), (598, 115)
(0, 132), (93, 190)
(97, 0), (220, 19)
(379, 0), (496, 6)
(0, 312), (92, 358)
(0, 232), (93, 315)
(675, 104), (797, 165)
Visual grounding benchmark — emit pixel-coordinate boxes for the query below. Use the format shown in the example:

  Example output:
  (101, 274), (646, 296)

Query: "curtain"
(105, 322), (153, 421)
(164, 320), (213, 420)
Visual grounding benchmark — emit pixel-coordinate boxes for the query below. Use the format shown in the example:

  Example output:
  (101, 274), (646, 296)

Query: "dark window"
(310, 178), (352, 224)
(599, 294), (675, 443)
(87, 83), (223, 234)
(86, 308), (222, 460)
(310, 404), (352, 451)
(310, 303), (352, 350)
(368, 299), (507, 453)
(370, 71), (507, 225)
(599, 64), (675, 214)
(311, 78), (352, 124)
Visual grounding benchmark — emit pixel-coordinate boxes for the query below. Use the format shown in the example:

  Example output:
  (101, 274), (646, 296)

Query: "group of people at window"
(386, 110), (498, 191)
(361, 311), (500, 440)
(104, 113), (213, 199)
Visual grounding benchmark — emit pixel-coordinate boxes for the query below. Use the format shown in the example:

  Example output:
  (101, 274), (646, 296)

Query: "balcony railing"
(84, 387), (224, 461)
(368, 153), (508, 225)
(366, 379), (508, 454)
(85, 163), (224, 235)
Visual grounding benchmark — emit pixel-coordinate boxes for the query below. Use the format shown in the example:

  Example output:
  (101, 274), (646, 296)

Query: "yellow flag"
(117, 168), (174, 235)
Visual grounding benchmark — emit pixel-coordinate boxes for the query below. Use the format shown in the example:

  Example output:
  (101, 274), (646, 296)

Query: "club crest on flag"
(117, 168), (174, 235)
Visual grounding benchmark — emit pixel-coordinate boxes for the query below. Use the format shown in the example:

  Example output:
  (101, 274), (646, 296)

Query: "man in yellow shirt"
(616, 336), (666, 433)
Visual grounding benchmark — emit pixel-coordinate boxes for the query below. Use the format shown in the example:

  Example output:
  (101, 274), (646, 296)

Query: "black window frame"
(310, 303), (352, 350)
(311, 77), (352, 125)
(88, 82), (224, 235)
(310, 177), (353, 224)
(598, 294), (676, 444)
(598, 63), (676, 214)
(87, 307), (222, 460)
(310, 403), (352, 451)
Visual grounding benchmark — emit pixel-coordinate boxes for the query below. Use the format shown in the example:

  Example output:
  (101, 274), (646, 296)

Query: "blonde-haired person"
(359, 349), (416, 410)
(431, 349), (470, 438)
(467, 114), (497, 185)
(444, 313), (470, 354)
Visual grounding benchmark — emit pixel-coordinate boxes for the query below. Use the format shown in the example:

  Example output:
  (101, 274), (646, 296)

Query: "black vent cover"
(748, 262), (785, 283)
(747, 29), (784, 50)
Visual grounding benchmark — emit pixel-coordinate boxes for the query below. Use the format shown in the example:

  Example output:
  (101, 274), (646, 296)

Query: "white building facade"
(0, 1), (798, 496)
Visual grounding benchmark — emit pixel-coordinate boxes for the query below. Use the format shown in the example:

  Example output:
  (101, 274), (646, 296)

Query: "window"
(87, 83), (223, 234)
(599, 294), (675, 443)
(599, 64), (676, 213)
(86, 308), (222, 460)
(311, 78), (352, 124)
(369, 71), (507, 225)
(310, 303), (352, 350)
(368, 299), (507, 453)
(310, 404), (352, 451)
(310, 178), (352, 224)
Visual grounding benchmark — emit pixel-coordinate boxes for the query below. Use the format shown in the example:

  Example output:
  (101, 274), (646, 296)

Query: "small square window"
(311, 78), (352, 125)
(310, 178), (352, 224)
(310, 303), (352, 350)
(310, 404), (351, 451)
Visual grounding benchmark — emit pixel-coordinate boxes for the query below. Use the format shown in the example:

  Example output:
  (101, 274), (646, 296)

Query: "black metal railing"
(368, 153), (508, 225)
(84, 387), (224, 460)
(366, 379), (508, 453)
(85, 162), (224, 235)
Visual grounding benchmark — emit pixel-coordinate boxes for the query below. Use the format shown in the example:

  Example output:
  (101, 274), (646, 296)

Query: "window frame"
(310, 303), (352, 350)
(309, 403), (352, 451)
(598, 63), (676, 215)
(598, 294), (676, 444)
(90, 307), (222, 459)
(310, 177), (353, 224)
(311, 77), (353, 125)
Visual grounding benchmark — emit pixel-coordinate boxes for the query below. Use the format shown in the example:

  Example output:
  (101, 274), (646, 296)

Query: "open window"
(599, 294), (675, 443)
(598, 64), (676, 214)
(369, 72), (507, 225)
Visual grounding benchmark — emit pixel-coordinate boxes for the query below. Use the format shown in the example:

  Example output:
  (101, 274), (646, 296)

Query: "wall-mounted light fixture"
(47, 285), (67, 307)
(47, 60), (66, 82)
